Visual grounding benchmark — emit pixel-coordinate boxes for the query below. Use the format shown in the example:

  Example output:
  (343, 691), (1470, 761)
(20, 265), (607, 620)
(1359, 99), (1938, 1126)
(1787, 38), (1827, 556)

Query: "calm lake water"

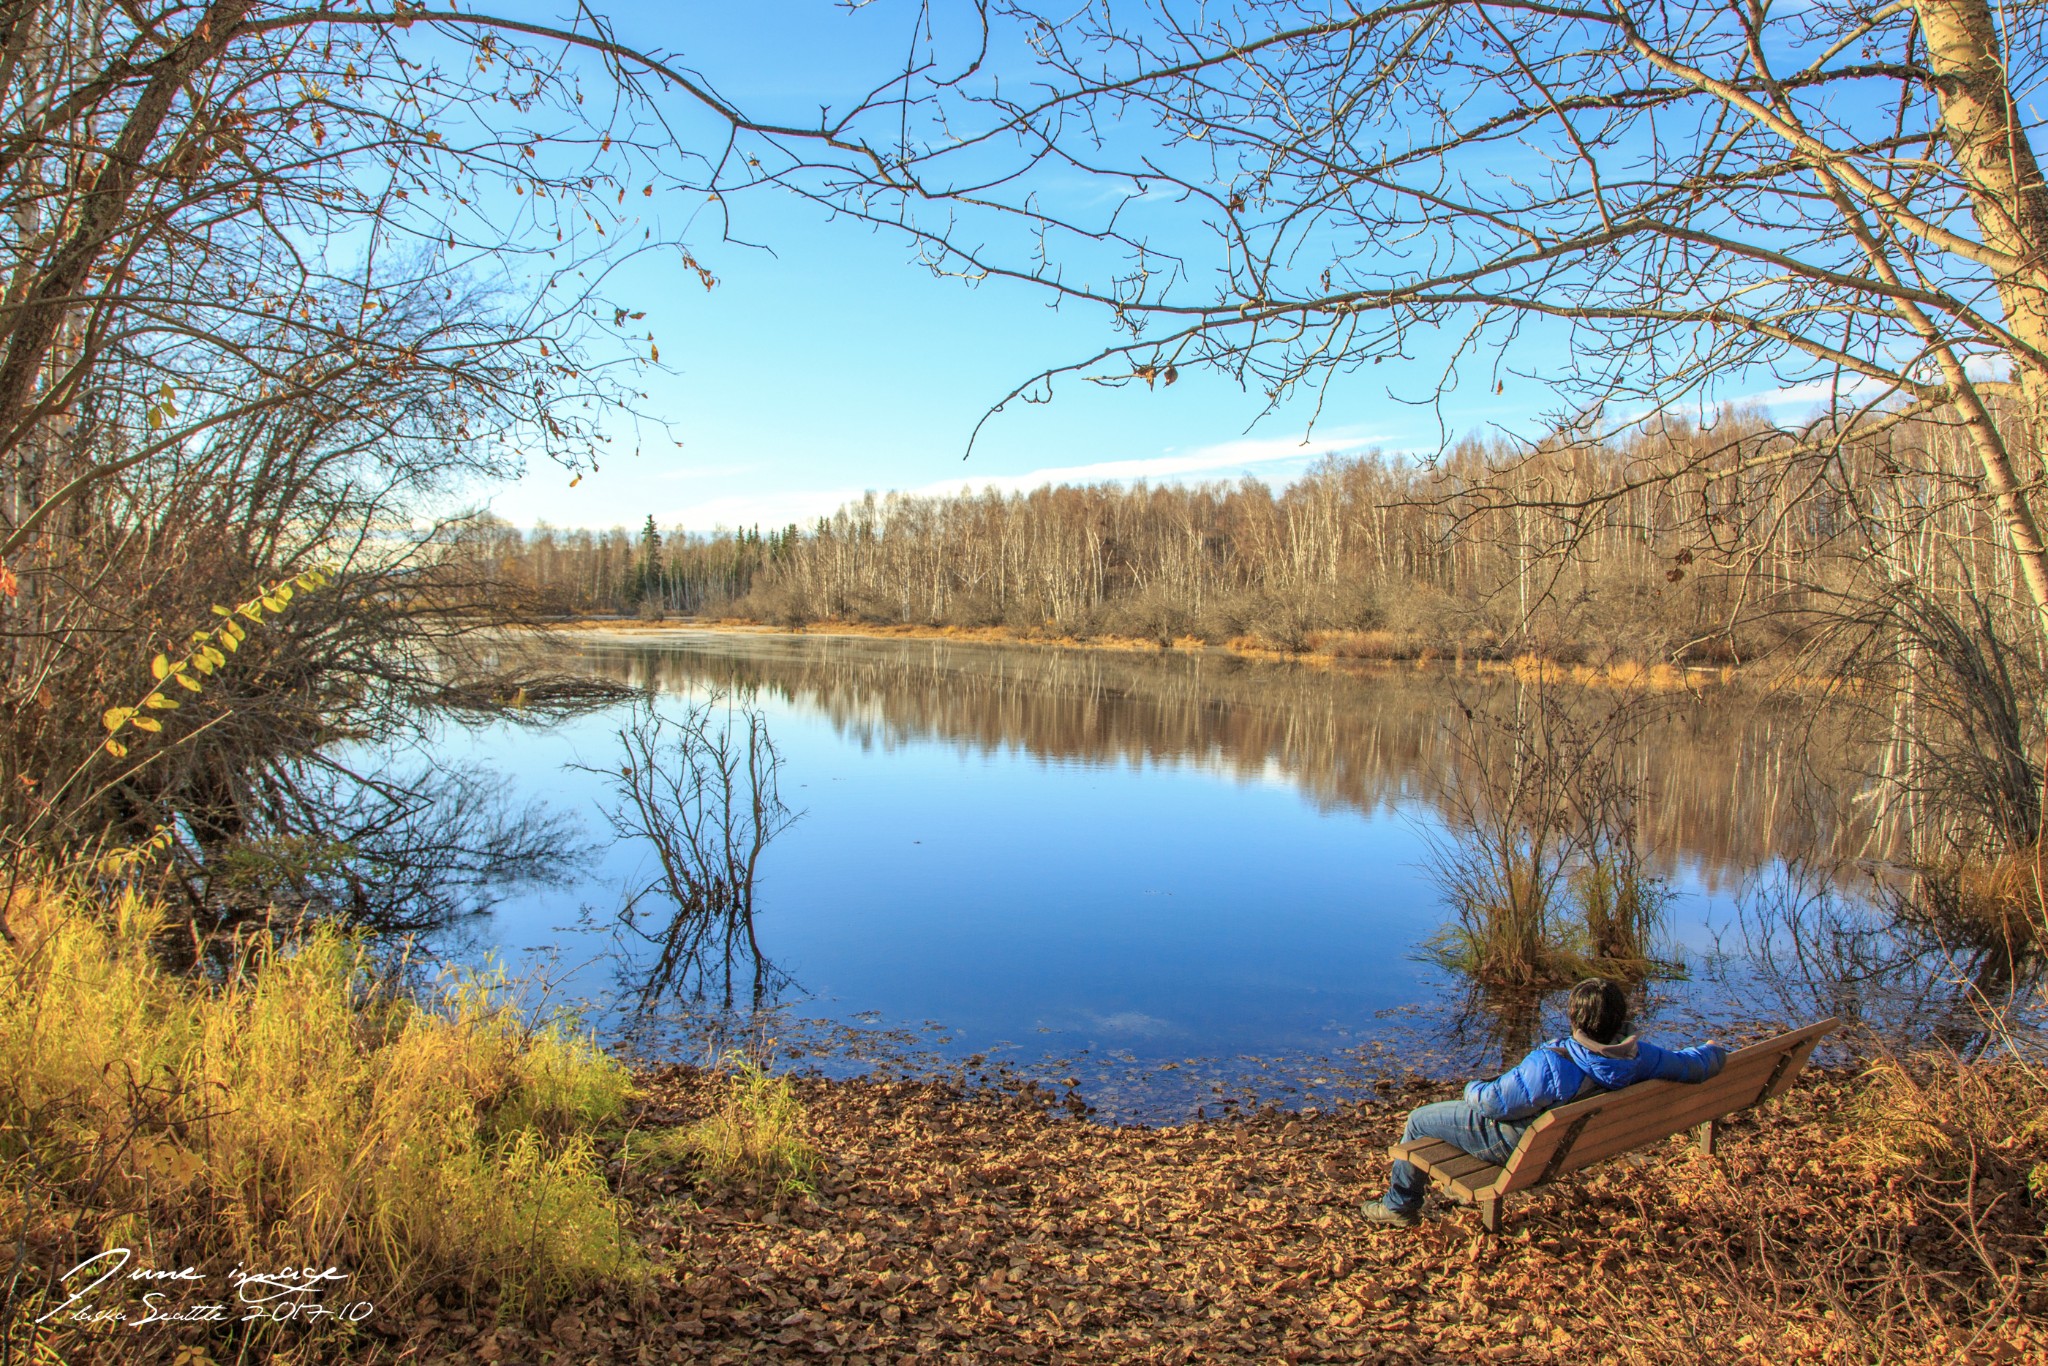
(423, 629), (1976, 1119)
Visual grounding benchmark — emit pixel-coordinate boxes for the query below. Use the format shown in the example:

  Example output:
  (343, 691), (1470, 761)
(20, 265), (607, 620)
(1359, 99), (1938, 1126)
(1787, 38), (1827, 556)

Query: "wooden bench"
(1388, 1017), (1840, 1231)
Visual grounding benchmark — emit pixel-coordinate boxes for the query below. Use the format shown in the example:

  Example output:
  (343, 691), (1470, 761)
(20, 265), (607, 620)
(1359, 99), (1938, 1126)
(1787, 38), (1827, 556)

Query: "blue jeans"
(1383, 1100), (1528, 1214)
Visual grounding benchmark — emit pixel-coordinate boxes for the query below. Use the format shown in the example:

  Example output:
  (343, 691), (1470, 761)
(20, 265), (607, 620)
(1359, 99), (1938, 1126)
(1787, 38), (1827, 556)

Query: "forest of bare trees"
(465, 400), (2041, 672)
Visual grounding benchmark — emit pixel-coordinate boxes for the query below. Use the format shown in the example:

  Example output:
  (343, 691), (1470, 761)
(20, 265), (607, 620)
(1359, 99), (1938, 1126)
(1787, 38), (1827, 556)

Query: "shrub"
(637, 1054), (820, 1196)
(1098, 588), (1193, 646)
(1312, 629), (1416, 661)
(0, 881), (643, 1359)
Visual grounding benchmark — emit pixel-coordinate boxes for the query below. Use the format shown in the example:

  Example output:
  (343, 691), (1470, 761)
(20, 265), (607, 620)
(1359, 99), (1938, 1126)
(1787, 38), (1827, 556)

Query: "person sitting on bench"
(1363, 978), (1727, 1228)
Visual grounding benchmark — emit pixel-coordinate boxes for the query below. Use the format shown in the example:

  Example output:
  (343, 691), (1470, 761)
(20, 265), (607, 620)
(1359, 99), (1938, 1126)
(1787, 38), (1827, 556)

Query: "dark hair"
(1568, 979), (1630, 1044)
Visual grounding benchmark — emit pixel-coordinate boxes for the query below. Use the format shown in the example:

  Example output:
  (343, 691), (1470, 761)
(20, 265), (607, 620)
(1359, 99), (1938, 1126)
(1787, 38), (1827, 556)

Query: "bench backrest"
(1495, 1017), (1840, 1195)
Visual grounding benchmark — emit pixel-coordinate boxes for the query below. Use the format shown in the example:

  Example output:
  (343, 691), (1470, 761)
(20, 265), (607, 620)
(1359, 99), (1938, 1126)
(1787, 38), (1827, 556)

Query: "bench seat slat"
(1441, 1165), (1507, 1200)
(1407, 1158), (1508, 1201)
(1430, 1151), (1503, 1182)
(1391, 1138), (1469, 1166)
(1389, 1140), (1509, 1201)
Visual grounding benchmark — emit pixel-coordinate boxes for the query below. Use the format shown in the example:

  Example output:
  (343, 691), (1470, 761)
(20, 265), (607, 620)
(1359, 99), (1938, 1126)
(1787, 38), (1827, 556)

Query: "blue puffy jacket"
(1462, 1033), (1728, 1122)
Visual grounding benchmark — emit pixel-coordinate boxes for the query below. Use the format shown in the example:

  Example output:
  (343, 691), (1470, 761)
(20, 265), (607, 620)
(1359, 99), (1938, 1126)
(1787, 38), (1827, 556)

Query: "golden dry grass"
(1306, 629), (1420, 661)
(1469, 655), (1701, 693)
(1, 880), (645, 1363)
(634, 1055), (820, 1196)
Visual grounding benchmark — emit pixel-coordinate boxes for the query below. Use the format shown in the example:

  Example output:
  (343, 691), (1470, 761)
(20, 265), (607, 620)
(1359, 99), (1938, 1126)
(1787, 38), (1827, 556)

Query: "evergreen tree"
(636, 515), (662, 604)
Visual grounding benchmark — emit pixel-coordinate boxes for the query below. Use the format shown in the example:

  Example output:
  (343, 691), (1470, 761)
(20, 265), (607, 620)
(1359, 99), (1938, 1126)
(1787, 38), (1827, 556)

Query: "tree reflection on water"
(578, 694), (799, 1014)
(558, 632), (2039, 1077)
(1725, 860), (2043, 1058)
(578, 634), (1871, 883)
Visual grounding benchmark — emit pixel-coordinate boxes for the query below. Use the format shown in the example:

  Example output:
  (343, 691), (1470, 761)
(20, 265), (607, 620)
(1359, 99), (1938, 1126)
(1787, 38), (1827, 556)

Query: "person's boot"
(1361, 1201), (1420, 1228)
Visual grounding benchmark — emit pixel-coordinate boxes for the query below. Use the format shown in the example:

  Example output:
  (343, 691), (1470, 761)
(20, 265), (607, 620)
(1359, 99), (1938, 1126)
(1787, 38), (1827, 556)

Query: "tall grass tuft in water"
(0, 879), (644, 1356)
(1423, 686), (1679, 994)
(1570, 858), (1673, 976)
(1426, 853), (1676, 992)
(1423, 840), (1581, 991)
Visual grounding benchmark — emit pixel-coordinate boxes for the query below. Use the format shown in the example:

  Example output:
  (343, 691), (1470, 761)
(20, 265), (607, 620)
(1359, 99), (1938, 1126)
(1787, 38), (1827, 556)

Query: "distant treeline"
(451, 406), (2031, 664)
(453, 516), (802, 618)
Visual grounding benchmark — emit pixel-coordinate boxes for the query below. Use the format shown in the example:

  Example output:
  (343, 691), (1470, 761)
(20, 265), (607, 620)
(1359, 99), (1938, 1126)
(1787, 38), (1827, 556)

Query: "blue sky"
(458, 0), (1470, 533)
(469, 1), (1829, 536)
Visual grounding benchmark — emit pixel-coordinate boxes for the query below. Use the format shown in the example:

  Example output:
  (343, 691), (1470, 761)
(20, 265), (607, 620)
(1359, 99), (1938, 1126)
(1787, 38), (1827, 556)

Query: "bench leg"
(1693, 1120), (1718, 1156)
(1476, 1195), (1502, 1234)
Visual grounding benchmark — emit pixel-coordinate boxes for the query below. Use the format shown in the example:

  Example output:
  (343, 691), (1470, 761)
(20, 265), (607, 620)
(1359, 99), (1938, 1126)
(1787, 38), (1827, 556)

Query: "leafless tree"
(0, 0), (880, 531)
(0, 0), (852, 915)
(735, 0), (2048, 640)
(581, 696), (797, 1011)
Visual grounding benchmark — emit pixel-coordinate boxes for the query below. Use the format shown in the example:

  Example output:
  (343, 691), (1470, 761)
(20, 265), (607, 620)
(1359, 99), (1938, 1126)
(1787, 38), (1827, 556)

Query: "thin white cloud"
(1744, 376), (1894, 409)
(1740, 358), (2001, 413)
(912, 429), (1385, 498)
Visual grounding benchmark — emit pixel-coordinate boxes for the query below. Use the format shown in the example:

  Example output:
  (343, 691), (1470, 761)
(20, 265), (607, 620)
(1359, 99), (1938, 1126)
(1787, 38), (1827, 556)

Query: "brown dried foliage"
(56, 1061), (2042, 1366)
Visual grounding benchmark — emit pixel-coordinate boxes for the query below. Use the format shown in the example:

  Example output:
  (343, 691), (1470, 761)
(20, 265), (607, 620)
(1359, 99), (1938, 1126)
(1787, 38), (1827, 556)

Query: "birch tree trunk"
(1909, 0), (2048, 633)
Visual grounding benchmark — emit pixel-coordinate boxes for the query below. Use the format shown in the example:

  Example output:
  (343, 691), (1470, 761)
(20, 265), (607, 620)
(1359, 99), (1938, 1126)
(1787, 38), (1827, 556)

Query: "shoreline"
(540, 615), (1739, 692)
(15, 869), (2038, 1366)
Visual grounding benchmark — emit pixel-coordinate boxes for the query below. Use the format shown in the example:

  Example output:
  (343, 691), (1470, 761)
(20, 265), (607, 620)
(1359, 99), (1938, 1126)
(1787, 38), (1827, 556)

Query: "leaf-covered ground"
(408, 1065), (2044, 1366)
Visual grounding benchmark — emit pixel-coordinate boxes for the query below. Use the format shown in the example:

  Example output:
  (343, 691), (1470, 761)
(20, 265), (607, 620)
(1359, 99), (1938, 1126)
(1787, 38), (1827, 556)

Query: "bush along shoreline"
(5, 883), (2043, 1366)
